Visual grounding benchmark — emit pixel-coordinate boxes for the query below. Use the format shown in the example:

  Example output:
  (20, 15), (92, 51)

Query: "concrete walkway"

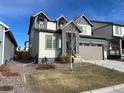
(85, 60), (124, 73)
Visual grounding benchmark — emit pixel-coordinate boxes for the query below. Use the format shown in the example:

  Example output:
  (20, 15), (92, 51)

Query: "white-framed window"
(39, 18), (45, 28)
(81, 26), (87, 34)
(115, 26), (122, 35)
(45, 35), (57, 49)
(39, 21), (44, 28)
(78, 24), (87, 34)
(47, 22), (56, 30)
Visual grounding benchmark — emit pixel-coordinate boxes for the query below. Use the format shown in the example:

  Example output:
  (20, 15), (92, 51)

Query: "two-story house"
(0, 21), (17, 65)
(91, 20), (124, 59)
(28, 11), (108, 63)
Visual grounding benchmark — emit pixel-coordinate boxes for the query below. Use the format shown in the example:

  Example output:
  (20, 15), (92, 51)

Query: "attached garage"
(79, 44), (104, 60)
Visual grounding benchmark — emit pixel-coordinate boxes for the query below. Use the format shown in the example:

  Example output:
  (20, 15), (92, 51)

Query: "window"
(39, 21), (44, 28)
(47, 22), (56, 30)
(52, 36), (57, 49)
(39, 18), (45, 28)
(46, 35), (57, 49)
(115, 26), (122, 35)
(82, 26), (87, 34)
(78, 24), (87, 34)
(46, 35), (52, 49)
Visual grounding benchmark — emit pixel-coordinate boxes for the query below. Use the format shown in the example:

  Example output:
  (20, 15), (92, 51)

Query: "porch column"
(62, 31), (66, 55)
(119, 39), (122, 57)
(76, 33), (79, 54)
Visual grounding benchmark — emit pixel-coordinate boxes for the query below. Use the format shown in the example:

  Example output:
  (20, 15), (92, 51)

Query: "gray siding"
(29, 30), (39, 58)
(75, 16), (90, 25)
(92, 22), (109, 30)
(92, 22), (113, 39)
(4, 34), (15, 63)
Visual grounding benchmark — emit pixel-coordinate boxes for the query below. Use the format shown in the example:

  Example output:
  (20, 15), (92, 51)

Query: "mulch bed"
(0, 64), (20, 77)
(0, 86), (13, 91)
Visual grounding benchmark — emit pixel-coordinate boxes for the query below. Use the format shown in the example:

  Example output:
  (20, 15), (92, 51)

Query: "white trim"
(0, 21), (9, 29)
(1, 29), (5, 64)
(61, 21), (72, 29)
(56, 15), (68, 22)
(75, 15), (93, 26)
(61, 21), (82, 32)
(33, 11), (54, 21)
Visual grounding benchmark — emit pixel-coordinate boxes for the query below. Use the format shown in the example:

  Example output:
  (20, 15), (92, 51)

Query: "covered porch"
(108, 38), (122, 59)
(61, 22), (81, 56)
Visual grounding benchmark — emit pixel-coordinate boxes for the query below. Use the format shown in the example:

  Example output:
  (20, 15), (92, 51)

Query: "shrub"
(36, 64), (56, 70)
(59, 55), (71, 64)
(0, 65), (10, 72)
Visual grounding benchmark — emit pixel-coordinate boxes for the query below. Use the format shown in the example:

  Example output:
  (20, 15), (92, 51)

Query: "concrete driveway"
(85, 60), (124, 73)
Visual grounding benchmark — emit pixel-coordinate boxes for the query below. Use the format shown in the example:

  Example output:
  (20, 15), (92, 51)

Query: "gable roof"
(60, 21), (82, 33)
(0, 21), (9, 29)
(0, 21), (17, 46)
(56, 15), (68, 22)
(28, 11), (56, 34)
(74, 15), (93, 27)
(91, 20), (124, 27)
(33, 11), (54, 21)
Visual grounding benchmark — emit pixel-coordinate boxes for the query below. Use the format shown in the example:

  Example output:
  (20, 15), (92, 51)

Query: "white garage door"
(79, 45), (103, 60)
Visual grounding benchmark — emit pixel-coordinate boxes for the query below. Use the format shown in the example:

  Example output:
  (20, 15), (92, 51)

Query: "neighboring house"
(91, 20), (124, 59)
(0, 21), (17, 65)
(24, 41), (29, 51)
(28, 11), (108, 63)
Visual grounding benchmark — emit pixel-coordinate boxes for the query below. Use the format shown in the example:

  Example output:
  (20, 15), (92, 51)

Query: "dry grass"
(30, 63), (124, 93)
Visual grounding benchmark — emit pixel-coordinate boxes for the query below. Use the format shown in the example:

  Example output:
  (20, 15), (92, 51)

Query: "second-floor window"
(46, 35), (57, 49)
(81, 26), (87, 34)
(78, 24), (87, 34)
(39, 18), (45, 28)
(115, 26), (122, 35)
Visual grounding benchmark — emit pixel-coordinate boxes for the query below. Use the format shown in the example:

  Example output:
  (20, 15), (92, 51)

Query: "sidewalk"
(80, 83), (124, 93)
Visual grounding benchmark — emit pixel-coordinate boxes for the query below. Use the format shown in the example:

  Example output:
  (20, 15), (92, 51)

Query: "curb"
(80, 84), (124, 93)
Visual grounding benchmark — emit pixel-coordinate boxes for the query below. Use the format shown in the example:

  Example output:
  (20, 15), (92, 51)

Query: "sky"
(0, 0), (124, 48)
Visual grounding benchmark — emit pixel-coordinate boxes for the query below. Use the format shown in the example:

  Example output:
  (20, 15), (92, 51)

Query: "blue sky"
(0, 0), (124, 48)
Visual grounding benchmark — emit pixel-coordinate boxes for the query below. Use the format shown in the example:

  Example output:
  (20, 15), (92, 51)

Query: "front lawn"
(29, 63), (124, 93)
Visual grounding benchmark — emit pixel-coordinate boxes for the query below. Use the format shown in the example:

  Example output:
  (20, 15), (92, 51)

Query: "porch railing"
(109, 49), (120, 56)
(122, 49), (124, 56)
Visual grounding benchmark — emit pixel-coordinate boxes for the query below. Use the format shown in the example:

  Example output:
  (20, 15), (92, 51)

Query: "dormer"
(33, 11), (57, 31)
(74, 15), (93, 36)
(56, 16), (68, 29)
